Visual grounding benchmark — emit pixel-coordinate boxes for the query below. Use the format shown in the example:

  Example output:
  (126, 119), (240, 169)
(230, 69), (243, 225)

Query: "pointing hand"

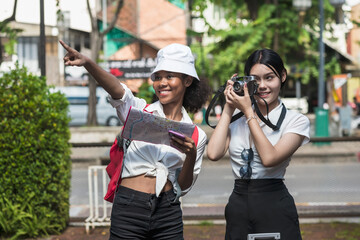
(59, 40), (88, 67)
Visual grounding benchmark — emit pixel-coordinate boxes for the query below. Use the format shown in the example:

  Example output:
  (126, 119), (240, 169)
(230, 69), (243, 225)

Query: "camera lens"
(233, 81), (242, 92)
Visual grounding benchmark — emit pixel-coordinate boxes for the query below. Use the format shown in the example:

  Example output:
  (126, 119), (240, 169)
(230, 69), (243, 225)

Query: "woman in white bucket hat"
(60, 40), (210, 239)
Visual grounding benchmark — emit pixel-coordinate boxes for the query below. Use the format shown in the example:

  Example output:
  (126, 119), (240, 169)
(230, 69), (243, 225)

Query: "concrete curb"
(69, 202), (360, 223)
(181, 202), (360, 220)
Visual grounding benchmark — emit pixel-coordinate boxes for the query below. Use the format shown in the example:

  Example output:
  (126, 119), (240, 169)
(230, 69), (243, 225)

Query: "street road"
(183, 160), (360, 205)
(70, 160), (360, 209)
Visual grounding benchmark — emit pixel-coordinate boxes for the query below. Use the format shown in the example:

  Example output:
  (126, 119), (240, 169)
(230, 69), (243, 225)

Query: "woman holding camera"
(207, 48), (310, 239)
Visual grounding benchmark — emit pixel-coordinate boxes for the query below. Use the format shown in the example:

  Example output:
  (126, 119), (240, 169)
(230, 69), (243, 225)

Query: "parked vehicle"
(53, 86), (121, 126)
(281, 97), (309, 114)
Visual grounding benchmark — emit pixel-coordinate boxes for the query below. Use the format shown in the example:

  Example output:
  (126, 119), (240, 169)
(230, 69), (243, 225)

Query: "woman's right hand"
(224, 76), (253, 117)
(59, 40), (125, 100)
(59, 40), (88, 67)
(223, 74), (239, 114)
(223, 82), (236, 114)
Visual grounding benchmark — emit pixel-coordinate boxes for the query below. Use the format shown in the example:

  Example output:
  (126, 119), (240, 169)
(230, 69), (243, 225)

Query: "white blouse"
(108, 83), (207, 197)
(228, 99), (310, 179)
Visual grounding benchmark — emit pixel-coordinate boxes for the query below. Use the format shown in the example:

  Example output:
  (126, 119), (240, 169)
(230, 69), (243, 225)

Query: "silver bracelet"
(246, 116), (257, 124)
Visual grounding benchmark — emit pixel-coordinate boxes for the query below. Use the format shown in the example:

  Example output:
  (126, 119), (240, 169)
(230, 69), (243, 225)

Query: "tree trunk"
(0, 0), (18, 66)
(87, 30), (102, 126)
(245, 0), (258, 20)
(85, 0), (124, 126)
(272, 0), (279, 52)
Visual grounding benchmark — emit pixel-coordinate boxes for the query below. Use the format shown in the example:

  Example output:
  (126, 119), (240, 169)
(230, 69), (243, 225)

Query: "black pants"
(109, 185), (183, 240)
(225, 179), (302, 240)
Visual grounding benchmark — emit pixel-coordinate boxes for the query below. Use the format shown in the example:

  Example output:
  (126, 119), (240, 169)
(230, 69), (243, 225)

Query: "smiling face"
(152, 71), (193, 107)
(250, 63), (285, 113)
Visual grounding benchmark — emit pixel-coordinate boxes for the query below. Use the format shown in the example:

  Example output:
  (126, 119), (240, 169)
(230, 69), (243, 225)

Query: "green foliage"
(0, 194), (62, 239)
(191, 0), (342, 97)
(0, 63), (71, 239)
(199, 221), (214, 226)
(0, 22), (23, 57)
(137, 81), (156, 104)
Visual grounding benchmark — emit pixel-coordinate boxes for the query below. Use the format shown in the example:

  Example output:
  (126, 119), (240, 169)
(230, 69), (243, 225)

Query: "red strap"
(143, 104), (151, 113)
(191, 126), (199, 147)
(104, 103), (152, 202)
(104, 138), (124, 202)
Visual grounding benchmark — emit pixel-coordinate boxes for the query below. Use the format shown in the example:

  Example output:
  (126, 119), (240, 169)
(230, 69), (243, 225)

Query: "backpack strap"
(105, 103), (152, 203)
(191, 126), (199, 147)
(143, 103), (151, 113)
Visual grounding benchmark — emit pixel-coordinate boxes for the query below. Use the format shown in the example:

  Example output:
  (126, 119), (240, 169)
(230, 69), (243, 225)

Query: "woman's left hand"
(174, 134), (198, 191)
(170, 134), (197, 158)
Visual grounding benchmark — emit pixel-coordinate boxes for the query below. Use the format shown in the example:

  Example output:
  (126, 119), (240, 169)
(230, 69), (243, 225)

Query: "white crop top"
(228, 100), (310, 179)
(108, 83), (207, 197)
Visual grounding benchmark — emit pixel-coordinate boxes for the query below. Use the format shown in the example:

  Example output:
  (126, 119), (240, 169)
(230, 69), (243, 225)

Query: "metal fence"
(84, 166), (111, 233)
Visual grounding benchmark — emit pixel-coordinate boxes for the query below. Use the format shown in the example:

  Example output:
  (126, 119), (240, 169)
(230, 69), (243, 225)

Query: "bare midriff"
(120, 174), (173, 194)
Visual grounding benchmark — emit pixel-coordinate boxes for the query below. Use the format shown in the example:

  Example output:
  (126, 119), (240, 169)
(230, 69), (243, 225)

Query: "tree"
(57, 0), (124, 125)
(0, 0), (22, 66)
(80, 0), (124, 125)
(0, 63), (71, 238)
(189, 0), (342, 98)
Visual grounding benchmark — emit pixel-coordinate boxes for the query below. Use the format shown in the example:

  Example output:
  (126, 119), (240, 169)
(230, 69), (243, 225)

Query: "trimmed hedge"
(0, 64), (71, 239)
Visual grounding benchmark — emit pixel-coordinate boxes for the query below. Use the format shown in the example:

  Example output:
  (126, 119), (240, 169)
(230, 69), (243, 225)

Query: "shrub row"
(0, 64), (71, 239)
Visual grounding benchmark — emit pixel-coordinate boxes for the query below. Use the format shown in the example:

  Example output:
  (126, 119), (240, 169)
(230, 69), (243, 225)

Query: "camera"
(231, 75), (258, 96)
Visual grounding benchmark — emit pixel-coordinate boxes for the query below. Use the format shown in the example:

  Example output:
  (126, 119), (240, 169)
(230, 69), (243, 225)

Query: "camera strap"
(251, 96), (287, 131)
(205, 84), (226, 128)
(205, 84), (286, 131)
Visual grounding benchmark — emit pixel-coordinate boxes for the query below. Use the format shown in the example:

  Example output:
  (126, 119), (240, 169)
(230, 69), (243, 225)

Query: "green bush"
(0, 64), (71, 239)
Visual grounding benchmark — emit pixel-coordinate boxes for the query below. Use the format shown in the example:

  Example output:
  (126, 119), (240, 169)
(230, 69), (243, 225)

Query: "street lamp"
(293, 0), (327, 138)
(329, 0), (345, 5)
(330, 0), (346, 24)
(293, 0), (312, 26)
(293, 0), (345, 138)
(292, 0), (326, 109)
(292, 0), (312, 11)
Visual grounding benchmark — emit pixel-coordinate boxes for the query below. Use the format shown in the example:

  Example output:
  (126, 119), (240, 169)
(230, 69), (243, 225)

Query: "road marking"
(183, 202), (360, 208)
(296, 202), (360, 206)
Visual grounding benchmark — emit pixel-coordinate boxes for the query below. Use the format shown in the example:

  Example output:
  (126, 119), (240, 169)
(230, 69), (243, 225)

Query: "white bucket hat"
(150, 43), (200, 81)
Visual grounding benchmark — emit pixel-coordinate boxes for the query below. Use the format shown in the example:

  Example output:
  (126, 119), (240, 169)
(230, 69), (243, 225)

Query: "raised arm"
(59, 40), (124, 99)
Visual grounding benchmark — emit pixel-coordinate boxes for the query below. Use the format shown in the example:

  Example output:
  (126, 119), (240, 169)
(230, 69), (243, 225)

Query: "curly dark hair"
(183, 76), (212, 113)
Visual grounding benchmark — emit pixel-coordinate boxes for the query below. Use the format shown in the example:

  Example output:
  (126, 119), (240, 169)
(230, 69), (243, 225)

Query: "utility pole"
(39, 0), (46, 76)
(318, 0), (325, 108)
(102, 0), (107, 59)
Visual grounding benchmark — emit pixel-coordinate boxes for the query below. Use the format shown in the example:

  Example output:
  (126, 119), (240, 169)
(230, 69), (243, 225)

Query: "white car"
(352, 116), (360, 130)
(281, 97), (309, 114)
(53, 86), (121, 126)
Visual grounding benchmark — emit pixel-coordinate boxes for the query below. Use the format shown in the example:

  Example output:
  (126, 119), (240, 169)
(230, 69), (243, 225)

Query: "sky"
(0, 0), (94, 32)
(347, 0), (360, 6)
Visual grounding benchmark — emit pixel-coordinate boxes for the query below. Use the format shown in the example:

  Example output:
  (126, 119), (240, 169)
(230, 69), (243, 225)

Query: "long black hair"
(244, 48), (287, 88)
